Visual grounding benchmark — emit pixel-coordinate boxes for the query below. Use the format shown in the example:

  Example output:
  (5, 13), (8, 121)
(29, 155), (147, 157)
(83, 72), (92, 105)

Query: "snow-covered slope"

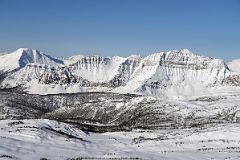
(0, 48), (63, 73)
(0, 52), (8, 56)
(228, 59), (240, 73)
(2, 112), (240, 159)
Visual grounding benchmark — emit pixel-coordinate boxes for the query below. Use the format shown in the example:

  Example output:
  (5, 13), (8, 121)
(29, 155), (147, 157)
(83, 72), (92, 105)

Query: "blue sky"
(0, 0), (239, 61)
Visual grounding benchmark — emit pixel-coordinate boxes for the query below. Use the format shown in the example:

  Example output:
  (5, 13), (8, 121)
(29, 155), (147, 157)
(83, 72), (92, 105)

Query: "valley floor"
(1, 119), (240, 160)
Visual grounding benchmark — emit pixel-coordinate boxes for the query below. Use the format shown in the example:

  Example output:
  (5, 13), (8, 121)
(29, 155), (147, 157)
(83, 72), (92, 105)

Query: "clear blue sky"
(0, 0), (239, 61)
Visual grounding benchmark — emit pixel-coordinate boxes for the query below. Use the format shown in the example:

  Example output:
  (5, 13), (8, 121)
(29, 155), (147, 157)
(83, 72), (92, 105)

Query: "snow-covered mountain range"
(0, 48), (240, 97)
(1, 48), (240, 160)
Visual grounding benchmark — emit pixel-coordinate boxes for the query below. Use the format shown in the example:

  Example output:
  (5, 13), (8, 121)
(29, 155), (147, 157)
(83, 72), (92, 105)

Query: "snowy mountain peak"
(165, 49), (194, 58)
(166, 48), (192, 55)
(17, 47), (35, 52)
(181, 48), (191, 53)
(0, 48), (63, 73)
(16, 48), (63, 66)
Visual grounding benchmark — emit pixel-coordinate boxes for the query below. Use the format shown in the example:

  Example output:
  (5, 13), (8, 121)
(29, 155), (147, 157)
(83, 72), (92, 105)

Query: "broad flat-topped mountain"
(0, 48), (240, 97)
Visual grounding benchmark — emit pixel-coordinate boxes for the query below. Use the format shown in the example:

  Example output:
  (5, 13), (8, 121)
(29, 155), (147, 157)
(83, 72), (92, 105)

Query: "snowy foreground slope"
(1, 119), (240, 160)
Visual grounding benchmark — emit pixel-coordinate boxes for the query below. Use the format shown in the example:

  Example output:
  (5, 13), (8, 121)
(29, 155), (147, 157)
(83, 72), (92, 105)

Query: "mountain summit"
(0, 48), (63, 73)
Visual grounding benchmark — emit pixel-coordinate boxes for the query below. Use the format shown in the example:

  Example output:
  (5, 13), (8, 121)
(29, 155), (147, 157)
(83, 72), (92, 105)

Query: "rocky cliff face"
(0, 48), (240, 95)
